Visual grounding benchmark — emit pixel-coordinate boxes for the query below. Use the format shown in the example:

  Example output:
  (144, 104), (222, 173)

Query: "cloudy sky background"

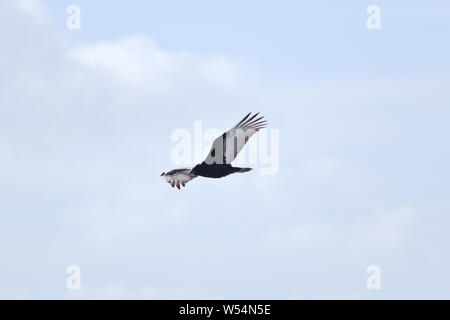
(1, 0), (449, 298)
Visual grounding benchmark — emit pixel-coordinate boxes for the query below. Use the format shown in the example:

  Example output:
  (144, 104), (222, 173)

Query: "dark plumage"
(161, 112), (267, 189)
(190, 163), (252, 178)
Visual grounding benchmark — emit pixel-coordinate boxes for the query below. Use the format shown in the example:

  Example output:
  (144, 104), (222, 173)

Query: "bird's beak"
(161, 172), (165, 176)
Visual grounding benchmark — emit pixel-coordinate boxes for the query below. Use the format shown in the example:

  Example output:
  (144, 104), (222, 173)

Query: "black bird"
(161, 112), (267, 189)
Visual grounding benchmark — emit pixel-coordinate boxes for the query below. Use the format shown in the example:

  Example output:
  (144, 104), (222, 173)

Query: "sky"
(0, 0), (450, 299)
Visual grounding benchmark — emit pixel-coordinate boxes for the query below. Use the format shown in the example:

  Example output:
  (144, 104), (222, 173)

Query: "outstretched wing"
(204, 112), (267, 165)
(161, 168), (197, 189)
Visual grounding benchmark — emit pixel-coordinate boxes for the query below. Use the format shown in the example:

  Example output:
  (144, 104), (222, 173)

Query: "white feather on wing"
(161, 168), (197, 189)
(204, 112), (267, 165)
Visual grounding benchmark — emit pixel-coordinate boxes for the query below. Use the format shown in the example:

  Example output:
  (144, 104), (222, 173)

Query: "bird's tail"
(233, 167), (252, 173)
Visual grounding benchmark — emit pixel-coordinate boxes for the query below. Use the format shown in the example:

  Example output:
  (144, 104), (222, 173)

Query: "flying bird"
(161, 112), (267, 189)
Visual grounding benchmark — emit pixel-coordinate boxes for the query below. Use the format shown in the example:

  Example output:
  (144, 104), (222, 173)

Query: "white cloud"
(266, 206), (417, 256)
(351, 206), (417, 251)
(267, 223), (334, 251)
(61, 184), (191, 245)
(70, 35), (247, 93)
(16, 0), (46, 21)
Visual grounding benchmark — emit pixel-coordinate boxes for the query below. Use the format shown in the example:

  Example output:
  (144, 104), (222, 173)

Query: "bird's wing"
(204, 112), (267, 165)
(161, 168), (197, 189)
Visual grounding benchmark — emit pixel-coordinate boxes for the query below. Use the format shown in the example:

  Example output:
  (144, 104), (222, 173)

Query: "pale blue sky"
(47, 1), (450, 80)
(0, 0), (449, 299)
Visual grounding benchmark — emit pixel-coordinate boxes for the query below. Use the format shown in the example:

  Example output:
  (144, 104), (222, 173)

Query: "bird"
(161, 112), (267, 189)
